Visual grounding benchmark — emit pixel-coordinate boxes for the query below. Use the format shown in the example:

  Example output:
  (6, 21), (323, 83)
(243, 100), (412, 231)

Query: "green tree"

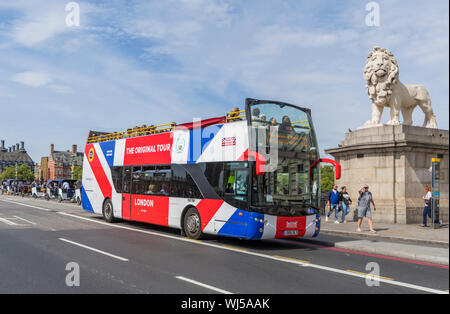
(320, 166), (335, 193)
(0, 166), (16, 180)
(72, 165), (83, 180)
(17, 164), (34, 182)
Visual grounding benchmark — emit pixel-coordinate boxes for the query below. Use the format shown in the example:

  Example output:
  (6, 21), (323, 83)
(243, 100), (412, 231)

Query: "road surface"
(0, 196), (448, 294)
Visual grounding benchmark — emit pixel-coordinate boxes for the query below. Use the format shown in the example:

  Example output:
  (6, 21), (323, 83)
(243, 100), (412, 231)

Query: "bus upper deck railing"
(88, 110), (246, 144)
(87, 110), (310, 144)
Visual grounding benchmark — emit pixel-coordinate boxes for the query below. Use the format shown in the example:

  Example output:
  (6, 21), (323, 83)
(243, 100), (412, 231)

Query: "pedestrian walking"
(421, 185), (432, 227)
(357, 184), (377, 233)
(339, 186), (352, 223)
(325, 184), (340, 224)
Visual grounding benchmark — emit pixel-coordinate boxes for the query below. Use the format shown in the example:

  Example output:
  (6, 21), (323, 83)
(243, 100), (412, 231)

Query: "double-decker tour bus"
(82, 98), (340, 239)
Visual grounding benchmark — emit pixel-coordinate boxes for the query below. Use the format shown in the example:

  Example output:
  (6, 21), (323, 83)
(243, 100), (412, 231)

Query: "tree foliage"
(18, 164), (35, 181)
(0, 164), (34, 181)
(72, 165), (83, 180)
(0, 166), (16, 180)
(320, 166), (335, 193)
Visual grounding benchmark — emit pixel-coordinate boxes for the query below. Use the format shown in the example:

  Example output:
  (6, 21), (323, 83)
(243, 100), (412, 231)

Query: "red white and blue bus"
(82, 98), (338, 240)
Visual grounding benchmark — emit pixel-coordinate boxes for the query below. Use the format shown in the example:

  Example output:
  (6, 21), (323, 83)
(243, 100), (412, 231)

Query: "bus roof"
(87, 109), (245, 144)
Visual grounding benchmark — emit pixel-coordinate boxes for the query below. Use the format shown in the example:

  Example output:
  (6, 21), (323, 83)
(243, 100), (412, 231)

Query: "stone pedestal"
(325, 125), (449, 224)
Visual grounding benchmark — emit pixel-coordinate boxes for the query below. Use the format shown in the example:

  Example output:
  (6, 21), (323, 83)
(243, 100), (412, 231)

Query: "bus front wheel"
(103, 199), (115, 223)
(183, 207), (203, 240)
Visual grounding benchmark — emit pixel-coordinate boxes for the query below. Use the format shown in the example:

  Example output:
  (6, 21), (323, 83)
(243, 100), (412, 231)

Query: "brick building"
(0, 140), (34, 175)
(46, 144), (83, 180)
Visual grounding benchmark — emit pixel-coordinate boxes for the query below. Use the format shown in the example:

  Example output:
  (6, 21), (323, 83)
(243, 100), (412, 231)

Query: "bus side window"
(223, 162), (248, 207)
(172, 164), (202, 199)
(141, 166), (156, 195)
(111, 166), (123, 193)
(123, 167), (132, 194)
(154, 166), (171, 196)
(202, 163), (224, 197)
(131, 167), (142, 194)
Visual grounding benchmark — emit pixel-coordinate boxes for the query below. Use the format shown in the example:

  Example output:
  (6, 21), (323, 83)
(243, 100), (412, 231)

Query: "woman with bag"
(421, 185), (432, 227)
(339, 186), (352, 223)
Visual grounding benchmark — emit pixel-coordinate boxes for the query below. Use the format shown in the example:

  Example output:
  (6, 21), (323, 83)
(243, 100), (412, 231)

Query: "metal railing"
(87, 123), (176, 144)
(87, 109), (310, 144)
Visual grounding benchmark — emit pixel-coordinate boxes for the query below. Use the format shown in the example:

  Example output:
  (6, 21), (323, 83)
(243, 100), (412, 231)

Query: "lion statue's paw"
(386, 119), (401, 126)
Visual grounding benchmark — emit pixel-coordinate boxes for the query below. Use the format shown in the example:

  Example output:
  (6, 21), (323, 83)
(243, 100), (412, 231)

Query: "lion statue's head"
(364, 46), (399, 106)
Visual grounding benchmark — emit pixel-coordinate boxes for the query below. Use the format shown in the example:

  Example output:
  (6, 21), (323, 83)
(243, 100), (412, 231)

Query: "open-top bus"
(82, 98), (338, 239)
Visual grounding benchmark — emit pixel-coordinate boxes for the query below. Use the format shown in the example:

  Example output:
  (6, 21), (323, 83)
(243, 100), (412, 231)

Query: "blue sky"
(0, 0), (448, 163)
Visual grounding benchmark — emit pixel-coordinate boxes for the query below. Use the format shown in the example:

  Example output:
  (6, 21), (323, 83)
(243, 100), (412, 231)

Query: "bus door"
(122, 166), (132, 220)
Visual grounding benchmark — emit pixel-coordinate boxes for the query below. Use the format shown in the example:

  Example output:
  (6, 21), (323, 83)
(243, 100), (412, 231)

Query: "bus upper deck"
(86, 100), (311, 145)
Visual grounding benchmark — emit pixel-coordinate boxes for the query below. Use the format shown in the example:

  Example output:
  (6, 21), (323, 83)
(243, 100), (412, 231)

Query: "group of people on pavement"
(325, 184), (376, 233)
(325, 184), (436, 231)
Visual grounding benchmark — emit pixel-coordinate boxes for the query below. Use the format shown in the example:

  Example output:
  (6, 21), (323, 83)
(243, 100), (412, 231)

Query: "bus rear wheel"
(103, 199), (115, 223)
(183, 207), (203, 240)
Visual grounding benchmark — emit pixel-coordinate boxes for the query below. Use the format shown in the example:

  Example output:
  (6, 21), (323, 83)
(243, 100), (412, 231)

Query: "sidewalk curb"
(321, 228), (449, 249)
(333, 241), (449, 266)
(298, 237), (449, 266)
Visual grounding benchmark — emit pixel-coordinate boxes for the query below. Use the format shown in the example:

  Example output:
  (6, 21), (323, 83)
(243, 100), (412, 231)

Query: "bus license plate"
(283, 230), (298, 236)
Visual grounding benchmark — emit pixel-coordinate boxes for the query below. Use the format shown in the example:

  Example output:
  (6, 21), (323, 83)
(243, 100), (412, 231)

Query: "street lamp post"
(15, 162), (18, 180)
(431, 158), (441, 229)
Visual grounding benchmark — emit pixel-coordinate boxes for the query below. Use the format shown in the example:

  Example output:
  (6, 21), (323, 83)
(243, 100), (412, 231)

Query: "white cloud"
(11, 12), (65, 47)
(48, 84), (72, 93)
(9, 71), (52, 87)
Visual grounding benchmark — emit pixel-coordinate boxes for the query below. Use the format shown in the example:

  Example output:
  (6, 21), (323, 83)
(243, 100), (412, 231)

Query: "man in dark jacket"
(326, 184), (340, 224)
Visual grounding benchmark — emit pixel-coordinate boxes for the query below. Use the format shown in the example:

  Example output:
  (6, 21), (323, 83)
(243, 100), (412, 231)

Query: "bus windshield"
(249, 101), (320, 215)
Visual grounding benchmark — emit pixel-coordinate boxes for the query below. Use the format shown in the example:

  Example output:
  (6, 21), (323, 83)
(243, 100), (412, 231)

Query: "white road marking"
(0, 217), (17, 225)
(13, 216), (36, 225)
(56, 212), (448, 294)
(1, 198), (448, 294)
(175, 276), (233, 294)
(59, 238), (129, 262)
(0, 199), (50, 211)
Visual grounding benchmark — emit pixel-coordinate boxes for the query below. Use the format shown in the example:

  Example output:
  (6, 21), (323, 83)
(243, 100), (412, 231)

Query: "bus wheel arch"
(181, 206), (204, 240)
(102, 198), (115, 223)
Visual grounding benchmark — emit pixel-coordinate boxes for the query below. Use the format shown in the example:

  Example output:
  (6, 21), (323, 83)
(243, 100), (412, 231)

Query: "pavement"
(0, 195), (448, 294)
(320, 216), (449, 247)
(316, 215), (449, 266)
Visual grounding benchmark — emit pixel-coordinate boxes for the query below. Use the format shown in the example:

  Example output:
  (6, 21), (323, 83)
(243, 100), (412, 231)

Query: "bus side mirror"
(240, 151), (266, 175)
(310, 158), (341, 180)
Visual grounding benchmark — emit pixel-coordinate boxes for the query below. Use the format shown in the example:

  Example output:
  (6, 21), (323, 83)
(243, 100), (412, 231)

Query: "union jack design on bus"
(82, 99), (327, 240)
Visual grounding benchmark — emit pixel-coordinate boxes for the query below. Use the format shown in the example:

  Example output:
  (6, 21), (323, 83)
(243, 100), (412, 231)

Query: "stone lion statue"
(362, 46), (437, 129)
